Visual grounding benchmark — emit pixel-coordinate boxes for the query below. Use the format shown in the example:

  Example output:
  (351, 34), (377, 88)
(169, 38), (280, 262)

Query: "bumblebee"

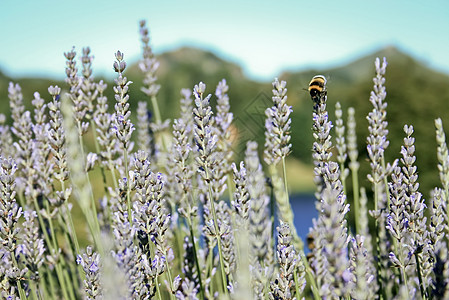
(308, 75), (327, 98)
(306, 231), (316, 262)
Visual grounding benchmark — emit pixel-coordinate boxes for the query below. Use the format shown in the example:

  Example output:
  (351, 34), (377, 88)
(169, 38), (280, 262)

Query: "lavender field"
(1, 20), (449, 300)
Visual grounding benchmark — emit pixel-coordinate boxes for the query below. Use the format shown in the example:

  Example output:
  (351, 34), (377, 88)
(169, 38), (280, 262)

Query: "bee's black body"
(308, 75), (327, 99)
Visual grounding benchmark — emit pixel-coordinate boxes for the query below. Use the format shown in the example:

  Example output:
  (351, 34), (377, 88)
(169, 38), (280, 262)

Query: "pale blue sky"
(0, 0), (448, 81)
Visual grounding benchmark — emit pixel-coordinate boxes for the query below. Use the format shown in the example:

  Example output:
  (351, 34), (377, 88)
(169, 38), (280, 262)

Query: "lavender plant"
(366, 57), (396, 298)
(192, 81), (229, 295)
(3, 19), (449, 300)
(334, 102), (348, 193)
(347, 106), (361, 234)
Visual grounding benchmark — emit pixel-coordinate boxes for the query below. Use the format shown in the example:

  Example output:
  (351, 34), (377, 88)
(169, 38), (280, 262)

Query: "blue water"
(290, 194), (317, 242)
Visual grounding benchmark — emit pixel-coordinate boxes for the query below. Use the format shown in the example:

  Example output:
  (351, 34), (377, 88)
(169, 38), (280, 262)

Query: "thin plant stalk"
(162, 258), (176, 300)
(32, 198), (70, 300)
(90, 120), (109, 194)
(204, 167), (229, 296)
(187, 217), (205, 300)
(11, 254), (27, 300)
(373, 185), (387, 300)
(77, 133), (102, 234)
(62, 267), (76, 300)
(44, 268), (57, 300)
(57, 179), (80, 256)
(280, 158), (320, 300)
(62, 201), (80, 255)
(293, 269), (301, 299)
(45, 202), (74, 299)
(350, 165), (360, 234)
(150, 94), (169, 152)
(381, 157), (391, 212)
(123, 150), (132, 224)
(414, 252), (426, 299)
(400, 267), (409, 298)
(30, 281), (41, 300)
(107, 157), (119, 190)
(155, 276), (162, 300)
(347, 106), (360, 234)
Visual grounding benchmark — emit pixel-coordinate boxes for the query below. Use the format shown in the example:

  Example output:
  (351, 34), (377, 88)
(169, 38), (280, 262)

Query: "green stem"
(44, 268), (57, 300)
(300, 254), (321, 300)
(57, 213), (81, 297)
(414, 251), (427, 299)
(77, 126), (102, 237)
(350, 164), (360, 234)
(11, 254), (27, 300)
(293, 268), (301, 299)
(282, 157), (289, 200)
(32, 198), (69, 299)
(123, 147), (132, 224)
(62, 202), (80, 255)
(381, 157), (390, 212)
(163, 257), (176, 300)
(269, 179), (276, 241)
(107, 155), (119, 190)
(278, 159), (320, 300)
(188, 219), (205, 300)
(87, 171), (100, 231)
(30, 281), (40, 300)
(44, 203), (72, 300)
(204, 166), (229, 296)
(90, 121), (109, 194)
(172, 211), (184, 272)
(226, 174), (233, 202)
(150, 95), (162, 126)
(62, 267), (76, 300)
(54, 261), (71, 300)
(150, 95), (168, 152)
(373, 184), (386, 300)
(207, 244), (214, 295)
(400, 267), (410, 298)
(80, 204), (103, 254)
(18, 192), (26, 212)
(155, 276), (162, 300)
(34, 280), (43, 300)
(340, 162), (347, 196)
(60, 180), (80, 256)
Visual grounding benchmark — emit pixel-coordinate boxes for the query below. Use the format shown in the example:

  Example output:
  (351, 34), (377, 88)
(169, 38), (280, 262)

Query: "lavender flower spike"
(77, 246), (102, 299)
(264, 78), (292, 166)
(112, 50), (134, 153)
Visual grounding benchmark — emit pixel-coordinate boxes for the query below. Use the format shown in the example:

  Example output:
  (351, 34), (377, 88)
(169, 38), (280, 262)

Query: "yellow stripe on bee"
(308, 75), (327, 97)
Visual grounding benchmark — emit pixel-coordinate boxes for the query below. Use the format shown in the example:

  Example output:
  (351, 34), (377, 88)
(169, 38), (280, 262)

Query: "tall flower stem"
(62, 95), (103, 255)
(123, 150), (131, 223)
(192, 82), (228, 296)
(351, 167), (360, 232)
(187, 217), (205, 299)
(139, 20), (169, 153)
(415, 253), (426, 299)
(205, 166), (229, 295)
(348, 120), (360, 234)
(373, 185), (384, 299)
(90, 119), (109, 194)
(112, 51), (134, 224)
(10, 254), (27, 300)
(31, 197), (71, 300)
(63, 202), (80, 255)
(282, 157), (289, 203)
(155, 276), (162, 300)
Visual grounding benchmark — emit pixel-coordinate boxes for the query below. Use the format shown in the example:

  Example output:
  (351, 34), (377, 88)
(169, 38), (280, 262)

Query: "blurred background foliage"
(1, 45), (449, 199)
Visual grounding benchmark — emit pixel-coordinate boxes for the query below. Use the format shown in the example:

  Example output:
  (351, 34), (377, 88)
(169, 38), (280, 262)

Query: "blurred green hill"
(1, 46), (449, 197)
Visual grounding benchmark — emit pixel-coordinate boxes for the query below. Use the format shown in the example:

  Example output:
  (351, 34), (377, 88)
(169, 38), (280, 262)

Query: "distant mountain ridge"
(1, 45), (449, 195)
